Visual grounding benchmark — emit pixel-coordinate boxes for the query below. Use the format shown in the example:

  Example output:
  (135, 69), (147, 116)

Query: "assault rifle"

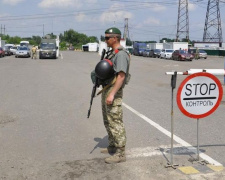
(87, 49), (106, 118)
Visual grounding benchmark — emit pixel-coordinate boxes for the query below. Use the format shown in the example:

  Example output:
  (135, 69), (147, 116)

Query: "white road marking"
(127, 144), (184, 159)
(123, 102), (222, 166)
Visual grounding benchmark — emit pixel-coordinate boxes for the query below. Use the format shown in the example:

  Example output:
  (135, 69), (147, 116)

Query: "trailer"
(82, 43), (99, 52)
(163, 42), (188, 51)
(147, 43), (163, 50)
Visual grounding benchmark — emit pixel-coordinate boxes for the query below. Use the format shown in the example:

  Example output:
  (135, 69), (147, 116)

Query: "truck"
(20, 41), (29, 47)
(133, 42), (147, 56)
(163, 42), (188, 51)
(39, 38), (59, 59)
(82, 43), (98, 52)
(147, 43), (163, 50)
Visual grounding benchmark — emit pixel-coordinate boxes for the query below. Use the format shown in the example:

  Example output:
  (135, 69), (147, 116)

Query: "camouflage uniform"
(31, 46), (37, 59)
(101, 85), (126, 148)
(97, 27), (130, 163)
(195, 48), (199, 60)
(101, 47), (129, 151)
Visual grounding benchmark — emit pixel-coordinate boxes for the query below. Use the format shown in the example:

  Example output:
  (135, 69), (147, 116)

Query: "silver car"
(15, 46), (30, 58)
(10, 46), (18, 55)
(199, 50), (207, 59)
(142, 49), (151, 57)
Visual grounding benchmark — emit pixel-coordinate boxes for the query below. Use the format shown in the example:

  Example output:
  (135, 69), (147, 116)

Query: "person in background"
(195, 47), (199, 60)
(31, 45), (37, 59)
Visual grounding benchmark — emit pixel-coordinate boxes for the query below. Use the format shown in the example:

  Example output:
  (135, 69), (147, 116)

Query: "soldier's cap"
(105, 27), (121, 35)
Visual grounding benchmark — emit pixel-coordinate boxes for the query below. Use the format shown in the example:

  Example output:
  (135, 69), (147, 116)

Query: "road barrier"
(165, 69), (224, 169)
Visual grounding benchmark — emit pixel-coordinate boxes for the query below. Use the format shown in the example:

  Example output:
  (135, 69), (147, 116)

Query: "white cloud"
(143, 17), (160, 25)
(100, 4), (133, 24)
(189, 3), (197, 11)
(152, 4), (166, 12)
(2, 0), (24, 5)
(75, 13), (86, 22)
(38, 0), (82, 9)
(86, 0), (97, 3)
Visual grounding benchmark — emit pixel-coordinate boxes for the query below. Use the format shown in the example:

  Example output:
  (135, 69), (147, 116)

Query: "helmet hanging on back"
(95, 59), (114, 80)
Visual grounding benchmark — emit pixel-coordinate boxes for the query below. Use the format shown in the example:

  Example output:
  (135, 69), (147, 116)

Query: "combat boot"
(105, 147), (126, 164)
(100, 146), (117, 154)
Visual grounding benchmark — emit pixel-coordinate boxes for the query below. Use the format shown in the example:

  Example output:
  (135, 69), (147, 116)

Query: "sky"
(0, 0), (225, 42)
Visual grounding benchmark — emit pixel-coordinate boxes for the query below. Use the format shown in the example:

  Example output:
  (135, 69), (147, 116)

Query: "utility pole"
(203, 0), (223, 44)
(123, 18), (129, 40)
(176, 0), (189, 42)
(1, 25), (6, 36)
(43, 24), (45, 37)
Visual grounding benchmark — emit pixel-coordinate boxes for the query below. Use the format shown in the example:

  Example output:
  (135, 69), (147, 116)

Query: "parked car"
(142, 49), (151, 57)
(159, 49), (174, 59)
(0, 47), (5, 57)
(149, 49), (161, 58)
(199, 50), (208, 59)
(4, 44), (14, 55)
(3, 46), (12, 56)
(10, 46), (18, 55)
(172, 50), (194, 61)
(15, 46), (31, 58)
(188, 49), (208, 59)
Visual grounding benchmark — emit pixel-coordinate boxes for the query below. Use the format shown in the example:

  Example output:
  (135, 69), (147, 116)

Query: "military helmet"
(105, 27), (121, 35)
(95, 59), (114, 80)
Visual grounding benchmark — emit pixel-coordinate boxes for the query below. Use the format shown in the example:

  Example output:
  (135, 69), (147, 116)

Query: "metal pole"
(43, 24), (44, 37)
(223, 57), (225, 85)
(165, 71), (178, 168)
(197, 118), (200, 161)
(171, 87), (174, 164)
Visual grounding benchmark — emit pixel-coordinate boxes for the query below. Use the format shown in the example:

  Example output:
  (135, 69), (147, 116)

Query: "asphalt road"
(0, 51), (225, 179)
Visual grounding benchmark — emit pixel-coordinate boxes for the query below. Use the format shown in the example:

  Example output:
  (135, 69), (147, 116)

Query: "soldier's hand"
(106, 94), (114, 105)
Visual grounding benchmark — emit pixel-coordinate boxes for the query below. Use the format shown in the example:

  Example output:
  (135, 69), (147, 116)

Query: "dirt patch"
(0, 113), (17, 125)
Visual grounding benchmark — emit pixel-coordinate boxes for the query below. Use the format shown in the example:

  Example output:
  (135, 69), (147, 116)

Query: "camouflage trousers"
(101, 86), (126, 148)
(32, 52), (37, 59)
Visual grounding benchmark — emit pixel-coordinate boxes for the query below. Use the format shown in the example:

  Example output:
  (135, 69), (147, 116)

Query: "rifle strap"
(96, 76), (117, 96)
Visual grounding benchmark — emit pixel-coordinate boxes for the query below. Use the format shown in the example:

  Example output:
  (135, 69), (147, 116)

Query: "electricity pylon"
(176, 0), (189, 42)
(123, 18), (129, 40)
(203, 0), (223, 43)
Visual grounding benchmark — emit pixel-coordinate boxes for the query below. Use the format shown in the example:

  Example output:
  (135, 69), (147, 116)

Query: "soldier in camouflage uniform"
(100, 27), (130, 164)
(31, 45), (37, 59)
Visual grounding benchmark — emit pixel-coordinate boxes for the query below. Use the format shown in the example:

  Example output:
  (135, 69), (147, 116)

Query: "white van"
(20, 41), (29, 47)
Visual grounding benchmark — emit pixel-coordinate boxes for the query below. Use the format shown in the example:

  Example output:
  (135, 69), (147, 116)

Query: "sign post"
(166, 72), (179, 169)
(177, 72), (223, 162)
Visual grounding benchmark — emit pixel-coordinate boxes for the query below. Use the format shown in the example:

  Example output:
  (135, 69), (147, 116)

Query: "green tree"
(89, 36), (98, 43)
(7, 36), (21, 44)
(59, 41), (67, 50)
(62, 29), (98, 49)
(32, 36), (42, 45)
(160, 38), (175, 43)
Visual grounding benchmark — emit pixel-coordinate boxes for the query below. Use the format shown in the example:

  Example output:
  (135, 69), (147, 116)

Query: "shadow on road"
(90, 136), (108, 154)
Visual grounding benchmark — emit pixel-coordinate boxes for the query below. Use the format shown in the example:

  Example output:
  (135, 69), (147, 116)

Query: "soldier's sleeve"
(114, 51), (129, 74)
